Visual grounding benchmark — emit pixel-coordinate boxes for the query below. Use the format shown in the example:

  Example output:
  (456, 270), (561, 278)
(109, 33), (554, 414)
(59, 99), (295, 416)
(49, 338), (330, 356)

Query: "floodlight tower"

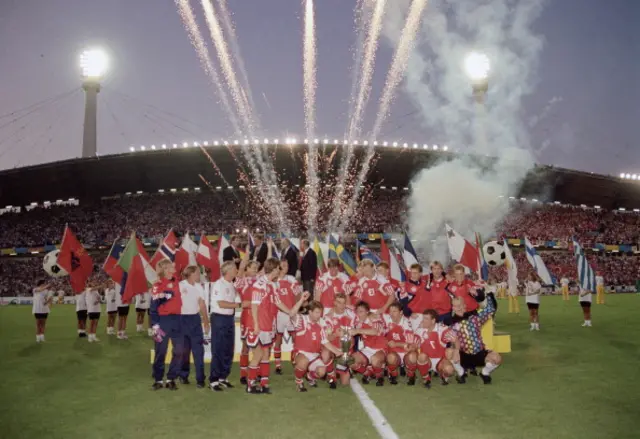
(464, 51), (490, 104)
(80, 49), (108, 158)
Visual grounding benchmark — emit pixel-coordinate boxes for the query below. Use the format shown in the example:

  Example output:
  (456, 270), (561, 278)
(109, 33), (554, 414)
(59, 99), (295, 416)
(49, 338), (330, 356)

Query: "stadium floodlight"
(129, 147), (135, 152)
(353, 140), (359, 145)
(80, 48), (108, 79)
(158, 189), (164, 193)
(194, 187), (200, 191)
(140, 146), (146, 151)
(363, 141), (369, 146)
(626, 173), (631, 179)
(173, 143), (177, 148)
(633, 174), (638, 180)
(182, 188), (188, 192)
(383, 141), (388, 147)
(224, 141), (229, 145)
(423, 144), (428, 149)
(464, 51), (490, 82)
(182, 142), (188, 148)
(193, 142), (199, 147)
(170, 188), (177, 192)
(203, 141), (209, 146)
(274, 139), (279, 144)
(334, 139), (339, 144)
(403, 143), (408, 148)
(264, 138), (269, 144)
(292, 138), (297, 144)
(216, 186), (222, 190)
(620, 172), (625, 178)
(433, 145), (439, 150)
(314, 139), (319, 144)
(151, 145), (156, 150)
(443, 145), (449, 151)
(619, 207), (626, 211)
(162, 144), (167, 149)
(594, 205), (601, 209)
(304, 138), (309, 144)
(392, 142), (398, 147)
(413, 143), (418, 148)
(324, 139), (329, 144)
(373, 141), (378, 146)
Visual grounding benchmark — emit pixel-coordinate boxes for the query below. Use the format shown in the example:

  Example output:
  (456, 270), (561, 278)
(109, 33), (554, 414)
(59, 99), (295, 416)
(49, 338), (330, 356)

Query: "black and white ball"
(483, 241), (506, 266)
(43, 250), (68, 278)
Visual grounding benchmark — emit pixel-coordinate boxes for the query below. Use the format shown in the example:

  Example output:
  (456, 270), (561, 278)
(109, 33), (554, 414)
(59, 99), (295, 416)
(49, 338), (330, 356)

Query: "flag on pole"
(475, 232), (489, 281)
(390, 242), (407, 283)
(402, 234), (419, 269)
(328, 235), (357, 275)
(572, 238), (596, 291)
(357, 240), (381, 264)
(503, 239), (518, 291)
(196, 233), (219, 273)
(175, 233), (198, 275)
(524, 237), (554, 285)
(313, 236), (326, 275)
(149, 229), (179, 269)
(328, 233), (338, 259)
(247, 232), (256, 256)
(117, 232), (157, 303)
(103, 239), (125, 284)
(445, 224), (479, 272)
(57, 226), (94, 293)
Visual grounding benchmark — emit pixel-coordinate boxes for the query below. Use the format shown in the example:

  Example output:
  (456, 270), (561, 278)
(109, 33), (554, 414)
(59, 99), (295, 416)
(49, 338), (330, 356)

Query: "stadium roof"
(1, 144), (639, 210)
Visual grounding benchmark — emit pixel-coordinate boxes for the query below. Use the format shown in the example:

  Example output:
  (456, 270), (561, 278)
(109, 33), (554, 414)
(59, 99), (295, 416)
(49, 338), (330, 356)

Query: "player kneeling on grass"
(350, 301), (388, 386)
(383, 302), (417, 385)
(291, 300), (343, 392)
(246, 258), (300, 395)
(451, 292), (501, 384)
(322, 293), (356, 388)
(413, 309), (458, 388)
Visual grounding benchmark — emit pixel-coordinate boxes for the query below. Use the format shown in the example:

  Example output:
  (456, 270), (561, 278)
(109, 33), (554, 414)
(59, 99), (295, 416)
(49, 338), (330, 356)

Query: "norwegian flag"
(445, 224), (479, 272)
(149, 230), (179, 270)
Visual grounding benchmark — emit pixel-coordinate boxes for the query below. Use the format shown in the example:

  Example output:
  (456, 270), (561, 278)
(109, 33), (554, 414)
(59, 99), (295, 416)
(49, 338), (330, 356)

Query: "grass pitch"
(0, 295), (638, 439)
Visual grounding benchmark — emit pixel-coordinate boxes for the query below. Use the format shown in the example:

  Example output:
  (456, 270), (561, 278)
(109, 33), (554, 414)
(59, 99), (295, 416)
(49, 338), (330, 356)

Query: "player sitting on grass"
(383, 302), (416, 385)
(451, 292), (501, 384)
(350, 301), (388, 386)
(413, 309), (458, 388)
(290, 300), (342, 392)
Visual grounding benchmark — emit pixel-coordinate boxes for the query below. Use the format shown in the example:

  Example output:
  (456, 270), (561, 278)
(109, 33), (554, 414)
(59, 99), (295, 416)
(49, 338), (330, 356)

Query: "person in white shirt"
(115, 283), (130, 340)
(104, 280), (118, 335)
(33, 279), (53, 343)
(209, 261), (242, 391)
(525, 273), (542, 331)
(560, 277), (570, 301)
(86, 283), (102, 342)
(178, 266), (211, 388)
(578, 287), (593, 327)
(135, 291), (152, 334)
(75, 289), (88, 338)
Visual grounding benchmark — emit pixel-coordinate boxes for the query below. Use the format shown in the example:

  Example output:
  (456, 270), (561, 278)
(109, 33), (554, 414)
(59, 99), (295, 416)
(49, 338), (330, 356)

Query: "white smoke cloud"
(380, 0), (546, 261)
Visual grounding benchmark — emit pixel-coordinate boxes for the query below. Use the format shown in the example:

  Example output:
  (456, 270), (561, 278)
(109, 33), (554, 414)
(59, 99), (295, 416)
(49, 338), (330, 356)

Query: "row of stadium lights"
(4, 198), (77, 210)
(619, 173), (640, 180)
(499, 196), (639, 212)
(127, 139), (450, 153)
(123, 185), (412, 195)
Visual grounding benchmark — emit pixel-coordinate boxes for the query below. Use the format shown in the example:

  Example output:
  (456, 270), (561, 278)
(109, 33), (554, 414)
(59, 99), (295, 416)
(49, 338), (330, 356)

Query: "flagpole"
(102, 238), (118, 271)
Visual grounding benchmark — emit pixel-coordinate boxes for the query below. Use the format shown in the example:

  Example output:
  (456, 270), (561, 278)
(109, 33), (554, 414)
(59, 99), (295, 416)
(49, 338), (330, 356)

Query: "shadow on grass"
(17, 343), (42, 357)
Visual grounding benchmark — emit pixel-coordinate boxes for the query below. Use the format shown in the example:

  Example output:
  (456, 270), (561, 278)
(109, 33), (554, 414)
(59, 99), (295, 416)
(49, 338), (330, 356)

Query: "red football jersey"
(322, 308), (356, 347)
(344, 275), (359, 297)
(354, 315), (387, 350)
(355, 276), (394, 311)
(448, 279), (479, 312)
(276, 275), (301, 310)
(234, 276), (256, 328)
(429, 276), (452, 315)
(292, 314), (328, 354)
(317, 272), (350, 309)
(383, 314), (412, 353)
(414, 323), (451, 358)
(152, 277), (182, 316)
(404, 278), (433, 314)
(249, 276), (280, 332)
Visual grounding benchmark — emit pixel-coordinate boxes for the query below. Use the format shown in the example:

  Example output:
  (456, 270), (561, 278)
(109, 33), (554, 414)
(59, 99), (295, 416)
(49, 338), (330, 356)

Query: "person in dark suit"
(222, 235), (241, 269)
(299, 239), (317, 294)
(249, 233), (268, 270)
(281, 238), (298, 277)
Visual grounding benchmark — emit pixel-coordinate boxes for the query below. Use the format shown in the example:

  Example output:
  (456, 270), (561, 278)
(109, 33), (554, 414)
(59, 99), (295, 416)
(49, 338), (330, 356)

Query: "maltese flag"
(445, 224), (479, 272)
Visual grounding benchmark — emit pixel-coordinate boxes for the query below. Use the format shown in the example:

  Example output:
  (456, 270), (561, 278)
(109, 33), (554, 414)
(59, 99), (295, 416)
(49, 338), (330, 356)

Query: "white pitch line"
(350, 380), (399, 439)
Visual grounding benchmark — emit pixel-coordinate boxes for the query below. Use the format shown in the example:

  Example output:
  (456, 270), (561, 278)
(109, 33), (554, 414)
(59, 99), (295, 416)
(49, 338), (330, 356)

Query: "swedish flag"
(329, 235), (357, 276)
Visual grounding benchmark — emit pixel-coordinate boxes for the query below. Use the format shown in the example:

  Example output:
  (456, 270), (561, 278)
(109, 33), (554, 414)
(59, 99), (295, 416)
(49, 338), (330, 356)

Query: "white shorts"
(276, 311), (293, 334)
(246, 330), (274, 348)
(430, 357), (442, 371)
(297, 351), (324, 372)
(360, 346), (385, 362)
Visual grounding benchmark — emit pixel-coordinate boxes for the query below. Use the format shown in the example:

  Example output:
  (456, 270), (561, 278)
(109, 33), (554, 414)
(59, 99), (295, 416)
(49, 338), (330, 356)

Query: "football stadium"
(1, 1), (639, 439)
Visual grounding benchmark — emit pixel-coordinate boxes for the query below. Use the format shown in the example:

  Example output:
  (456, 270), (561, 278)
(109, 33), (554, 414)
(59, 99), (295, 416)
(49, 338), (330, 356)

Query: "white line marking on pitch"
(350, 380), (400, 439)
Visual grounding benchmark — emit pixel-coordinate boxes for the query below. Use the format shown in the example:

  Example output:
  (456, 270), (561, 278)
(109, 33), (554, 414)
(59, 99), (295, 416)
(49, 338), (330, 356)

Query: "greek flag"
(572, 238), (595, 291)
(524, 237), (555, 285)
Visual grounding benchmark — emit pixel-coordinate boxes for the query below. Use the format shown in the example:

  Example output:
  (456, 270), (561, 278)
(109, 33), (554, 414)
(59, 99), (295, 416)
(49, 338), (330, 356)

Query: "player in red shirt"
(403, 263), (433, 316)
(316, 258), (350, 313)
(354, 259), (395, 314)
(428, 261), (453, 325)
(343, 265), (362, 301)
(273, 259), (302, 375)
(289, 300), (342, 392)
(246, 258), (297, 394)
(383, 302), (419, 385)
(150, 260), (183, 390)
(322, 292), (356, 387)
(413, 309), (457, 388)
(350, 300), (388, 386)
(376, 261), (403, 301)
(235, 259), (259, 385)
(447, 264), (482, 314)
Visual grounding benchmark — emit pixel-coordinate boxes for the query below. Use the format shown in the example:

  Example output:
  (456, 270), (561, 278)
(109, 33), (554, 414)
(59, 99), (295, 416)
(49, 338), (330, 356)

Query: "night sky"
(0, 0), (637, 175)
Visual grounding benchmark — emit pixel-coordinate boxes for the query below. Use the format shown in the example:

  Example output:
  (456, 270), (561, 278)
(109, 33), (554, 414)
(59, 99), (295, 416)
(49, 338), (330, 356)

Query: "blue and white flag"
(524, 237), (555, 285)
(572, 238), (596, 291)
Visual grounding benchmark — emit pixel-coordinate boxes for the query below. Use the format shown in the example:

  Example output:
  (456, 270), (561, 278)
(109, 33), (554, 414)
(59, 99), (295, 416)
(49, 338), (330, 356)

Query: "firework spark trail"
(346, 0), (367, 121)
(303, 0), (319, 233)
(340, 0), (429, 232)
(215, 0), (259, 122)
(329, 0), (386, 232)
(198, 145), (233, 187)
(175, 0), (241, 134)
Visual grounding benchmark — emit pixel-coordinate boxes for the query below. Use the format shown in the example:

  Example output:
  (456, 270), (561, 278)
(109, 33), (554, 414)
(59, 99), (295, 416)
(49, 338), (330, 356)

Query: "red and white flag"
(175, 232), (198, 275)
(149, 229), (179, 270)
(445, 224), (479, 272)
(196, 232), (220, 273)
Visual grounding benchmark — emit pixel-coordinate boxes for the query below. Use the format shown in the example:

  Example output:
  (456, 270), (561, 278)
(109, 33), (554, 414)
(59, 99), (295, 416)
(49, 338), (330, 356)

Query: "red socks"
(372, 366), (384, 379)
(406, 363), (417, 378)
(248, 366), (258, 387)
(259, 361), (270, 388)
(274, 348), (282, 369)
(417, 362), (431, 379)
(294, 367), (306, 384)
(240, 353), (249, 378)
(387, 364), (399, 377)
